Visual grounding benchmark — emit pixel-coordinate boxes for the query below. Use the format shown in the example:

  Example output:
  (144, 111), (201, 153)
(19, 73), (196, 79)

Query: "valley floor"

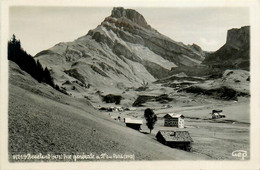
(100, 98), (250, 160)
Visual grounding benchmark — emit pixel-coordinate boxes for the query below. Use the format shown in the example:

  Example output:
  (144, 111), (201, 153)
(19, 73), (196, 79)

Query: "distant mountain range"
(34, 7), (249, 94)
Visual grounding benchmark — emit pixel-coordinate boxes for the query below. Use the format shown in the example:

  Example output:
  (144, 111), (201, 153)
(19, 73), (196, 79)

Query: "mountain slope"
(9, 61), (210, 161)
(35, 7), (206, 96)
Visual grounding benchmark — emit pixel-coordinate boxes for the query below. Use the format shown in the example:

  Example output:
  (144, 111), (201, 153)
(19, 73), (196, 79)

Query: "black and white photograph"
(1, 0), (260, 169)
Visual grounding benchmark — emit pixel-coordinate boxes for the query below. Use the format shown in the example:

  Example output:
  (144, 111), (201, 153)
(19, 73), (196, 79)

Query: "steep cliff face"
(35, 7), (207, 94)
(226, 26), (250, 48)
(203, 26), (250, 71)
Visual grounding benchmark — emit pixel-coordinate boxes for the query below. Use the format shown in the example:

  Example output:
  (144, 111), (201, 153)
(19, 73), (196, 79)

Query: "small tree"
(144, 108), (157, 134)
(43, 67), (54, 87)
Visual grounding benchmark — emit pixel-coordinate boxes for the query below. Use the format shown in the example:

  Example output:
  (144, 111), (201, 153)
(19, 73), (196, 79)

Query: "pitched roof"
(124, 118), (143, 124)
(156, 130), (193, 142)
(164, 113), (184, 118)
(212, 109), (223, 113)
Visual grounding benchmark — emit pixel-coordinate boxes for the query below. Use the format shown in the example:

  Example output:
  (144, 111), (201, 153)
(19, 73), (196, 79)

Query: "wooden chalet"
(156, 130), (193, 151)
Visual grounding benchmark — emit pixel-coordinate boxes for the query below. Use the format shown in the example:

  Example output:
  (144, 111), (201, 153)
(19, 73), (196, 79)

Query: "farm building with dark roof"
(156, 130), (193, 151)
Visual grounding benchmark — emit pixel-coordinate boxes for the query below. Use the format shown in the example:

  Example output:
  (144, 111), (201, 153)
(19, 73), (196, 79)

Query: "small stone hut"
(156, 130), (193, 151)
(164, 113), (184, 128)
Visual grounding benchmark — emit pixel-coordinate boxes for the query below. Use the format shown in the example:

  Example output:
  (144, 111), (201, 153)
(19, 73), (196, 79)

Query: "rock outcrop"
(226, 26), (250, 48)
(110, 7), (151, 29)
(202, 26), (250, 71)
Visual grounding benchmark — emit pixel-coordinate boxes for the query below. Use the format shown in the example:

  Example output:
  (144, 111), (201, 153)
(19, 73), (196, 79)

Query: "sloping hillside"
(34, 7), (206, 97)
(181, 69), (250, 100)
(9, 61), (210, 161)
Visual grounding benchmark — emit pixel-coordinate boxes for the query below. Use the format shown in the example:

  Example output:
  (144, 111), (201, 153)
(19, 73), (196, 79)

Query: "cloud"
(200, 38), (218, 46)
(198, 38), (221, 51)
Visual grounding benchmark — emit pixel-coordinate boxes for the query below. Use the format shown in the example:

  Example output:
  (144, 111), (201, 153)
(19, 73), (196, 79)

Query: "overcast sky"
(9, 7), (249, 56)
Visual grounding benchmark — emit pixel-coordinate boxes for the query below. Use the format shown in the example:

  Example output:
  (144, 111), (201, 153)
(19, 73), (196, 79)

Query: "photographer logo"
(232, 150), (247, 160)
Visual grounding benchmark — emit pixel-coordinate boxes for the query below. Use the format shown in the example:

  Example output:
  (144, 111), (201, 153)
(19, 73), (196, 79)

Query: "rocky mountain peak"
(110, 7), (150, 29)
(35, 7), (208, 94)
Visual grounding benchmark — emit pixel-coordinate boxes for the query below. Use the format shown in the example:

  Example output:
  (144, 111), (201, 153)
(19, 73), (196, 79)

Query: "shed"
(212, 109), (225, 119)
(156, 130), (193, 151)
(164, 113), (184, 128)
(124, 118), (143, 131)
